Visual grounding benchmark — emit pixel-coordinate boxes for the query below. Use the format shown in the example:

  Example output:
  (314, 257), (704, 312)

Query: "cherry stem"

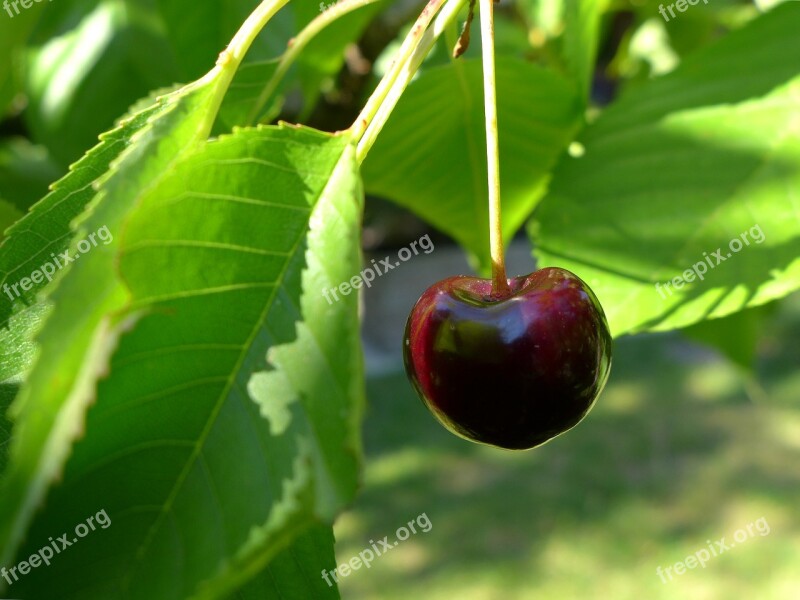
(245, 0), (383, 126)
(199, 0), (290, 136)
(352, 0), (468, 162)
(479, 0), (509, 296)
(351, 0), (447, 145)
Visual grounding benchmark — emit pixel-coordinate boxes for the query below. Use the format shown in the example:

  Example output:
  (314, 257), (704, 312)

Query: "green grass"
(333, 295), (800, 599)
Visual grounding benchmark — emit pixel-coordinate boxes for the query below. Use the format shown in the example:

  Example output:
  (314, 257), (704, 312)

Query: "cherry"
(403, 267), (612, 450)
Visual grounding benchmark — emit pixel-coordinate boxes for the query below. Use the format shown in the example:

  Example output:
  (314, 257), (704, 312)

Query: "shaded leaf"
(24, 0), (181, 165)
(218, 0), (385, 128)
(0, 199), (23, 242)
(0, 138), (63, 213)
(231, 524), (339, 599)
(0, 0), (45, 115)
(363, 57), (580, 271)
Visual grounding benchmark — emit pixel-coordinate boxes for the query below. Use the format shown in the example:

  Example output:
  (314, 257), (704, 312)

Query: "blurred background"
(1, 0), (798, 597)
(340, 241), (799, 599)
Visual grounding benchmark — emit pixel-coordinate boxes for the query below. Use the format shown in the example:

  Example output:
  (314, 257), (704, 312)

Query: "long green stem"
(351, 0), (449, 144)
(354, 0), (468, 162)
(479, 0), (508, 295)
(191, 0), (291, 136)
(245, 0), (383, 126)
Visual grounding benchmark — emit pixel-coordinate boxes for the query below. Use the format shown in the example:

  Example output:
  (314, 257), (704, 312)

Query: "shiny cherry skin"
(403, 267), (612, 450)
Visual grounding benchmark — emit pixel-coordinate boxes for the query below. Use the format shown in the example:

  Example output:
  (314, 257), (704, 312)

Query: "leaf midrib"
(120, 138), (353, 597)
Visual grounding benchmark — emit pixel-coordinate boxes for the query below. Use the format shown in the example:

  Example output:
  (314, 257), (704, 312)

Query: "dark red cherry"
(403, 267), (612, 450)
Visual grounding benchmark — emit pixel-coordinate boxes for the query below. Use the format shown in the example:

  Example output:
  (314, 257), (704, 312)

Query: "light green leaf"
(0, 100), (166, 391)
(6, 125), (363, 600)
(531, 2), (800, 337)
(0, 50), (236, 572)
(0, 2), (305, 589)
(562, 0), (607, 102)
(516, 0), (564, 40)
(363, 57), (581, 271)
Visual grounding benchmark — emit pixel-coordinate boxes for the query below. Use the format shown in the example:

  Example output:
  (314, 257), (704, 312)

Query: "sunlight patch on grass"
(685, 362), (743, 400)
(365, 448), (432, 487)
(597, 381), (647, 413)
(767, 410), (800, 449)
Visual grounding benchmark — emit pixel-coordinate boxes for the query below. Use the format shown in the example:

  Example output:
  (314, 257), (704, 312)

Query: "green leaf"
(24, 0), (181, 166)
(0, 380), (15, 476)
(0, 61), (228, 572)
(562, 0), (607, 102)
(0, 100), (166, 392)
(0, 90), (180, 398)
(233, 524), (339, 599)
(0, 199), (23, 241)
(3, 3), (364, 597)
(362, 57), (581, 271)
(6, 124), (363, 599)
(531, 2), (800, 336)
(218, 59), (283, 129)
(0, 138), (63, 213)
(0, 0), (295, 581)
(155, 0), (272, 80)
(218, 0), (385, 128)
(0, 0), (45, 115)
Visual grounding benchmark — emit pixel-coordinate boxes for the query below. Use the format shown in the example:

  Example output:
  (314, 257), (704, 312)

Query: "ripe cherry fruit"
(403, 267), (612, 450)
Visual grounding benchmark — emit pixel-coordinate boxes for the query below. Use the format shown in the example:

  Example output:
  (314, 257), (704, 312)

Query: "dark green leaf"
(24, 0), (181, 165)
(0, 138), (63, 212)
(231, 524), (339, 599)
